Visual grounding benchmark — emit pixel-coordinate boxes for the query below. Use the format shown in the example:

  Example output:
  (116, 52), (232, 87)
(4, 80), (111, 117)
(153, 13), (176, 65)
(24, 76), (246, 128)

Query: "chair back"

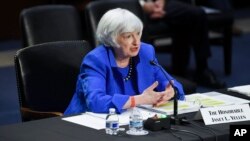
(85, 0), (145, 47)
(15, 40), (92, 121)
(20, 5), (83, 47)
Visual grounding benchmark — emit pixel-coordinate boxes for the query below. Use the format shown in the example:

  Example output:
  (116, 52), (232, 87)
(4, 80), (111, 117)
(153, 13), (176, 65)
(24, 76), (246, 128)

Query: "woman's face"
(115, 31), (141, 59)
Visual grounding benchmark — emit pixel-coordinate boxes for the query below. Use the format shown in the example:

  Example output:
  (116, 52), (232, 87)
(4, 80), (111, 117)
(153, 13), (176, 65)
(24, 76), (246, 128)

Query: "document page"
(151, 100), (200, 115)
(228, 85), (250, 96)
(203, 91), (250, 105)
(62, 113), (106, 130)
(62, 108), (157, 130)
(185, 93), (233, 107)
(150, 92), (248, 115)
(214, 94), (250, 105)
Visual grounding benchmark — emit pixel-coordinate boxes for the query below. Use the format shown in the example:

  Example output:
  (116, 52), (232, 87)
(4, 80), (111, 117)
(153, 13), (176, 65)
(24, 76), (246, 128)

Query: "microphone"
(149, 60), (180, 125)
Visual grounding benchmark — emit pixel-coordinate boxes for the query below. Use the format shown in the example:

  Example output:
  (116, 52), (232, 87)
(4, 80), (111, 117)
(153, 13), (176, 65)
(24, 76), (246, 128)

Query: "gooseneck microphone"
(150, 60), (180, 125)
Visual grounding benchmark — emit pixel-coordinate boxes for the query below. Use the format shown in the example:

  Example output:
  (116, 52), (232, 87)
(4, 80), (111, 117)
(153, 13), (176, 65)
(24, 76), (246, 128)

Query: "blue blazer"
(64, 42), (185, 115)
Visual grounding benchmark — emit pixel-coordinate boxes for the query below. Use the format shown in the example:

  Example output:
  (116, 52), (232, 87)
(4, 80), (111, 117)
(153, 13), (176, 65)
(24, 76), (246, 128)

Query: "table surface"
(0, 90), (249, 141)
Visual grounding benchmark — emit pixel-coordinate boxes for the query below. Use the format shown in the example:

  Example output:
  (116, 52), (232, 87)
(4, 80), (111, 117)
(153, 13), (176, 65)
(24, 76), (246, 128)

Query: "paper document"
(185, 93), (233, 107)
(213, 94), (250, 105)
(228, 85), (250, 96)
(203, 91), (250, 105)
(148, 93), (234, 115)
(62, 113), (105, 130)
(62, 108), (157, 130)
(86, 109), (157, 125)
(151, 100), (200, 115)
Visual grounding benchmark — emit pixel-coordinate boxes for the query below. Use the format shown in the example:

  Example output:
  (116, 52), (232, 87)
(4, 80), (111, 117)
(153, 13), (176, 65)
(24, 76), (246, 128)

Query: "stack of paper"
(62, 108), (158, 130)
(228, 85), (250, 96)
(152, 100), (200, 115)
(185, 93), (233, 107)
(152, 93), (250, 115)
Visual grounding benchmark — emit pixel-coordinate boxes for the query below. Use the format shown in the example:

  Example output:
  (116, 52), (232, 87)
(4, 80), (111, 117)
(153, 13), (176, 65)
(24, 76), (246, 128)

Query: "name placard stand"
(199, 104), (250, 125)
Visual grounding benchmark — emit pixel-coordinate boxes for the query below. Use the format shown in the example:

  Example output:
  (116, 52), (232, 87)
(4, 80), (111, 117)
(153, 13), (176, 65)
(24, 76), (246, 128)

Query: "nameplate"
(200, 104), (250, 125)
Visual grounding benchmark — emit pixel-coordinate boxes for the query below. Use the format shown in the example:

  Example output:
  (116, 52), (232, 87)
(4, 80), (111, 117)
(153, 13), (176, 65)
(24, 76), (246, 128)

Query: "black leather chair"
(20, 5), (84, 47)
(14, 40), (92, 121)
(85, 0), (196, 94)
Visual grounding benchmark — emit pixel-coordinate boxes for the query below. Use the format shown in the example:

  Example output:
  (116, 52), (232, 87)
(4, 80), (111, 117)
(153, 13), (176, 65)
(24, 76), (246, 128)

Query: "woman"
(64, 8), (185, 115)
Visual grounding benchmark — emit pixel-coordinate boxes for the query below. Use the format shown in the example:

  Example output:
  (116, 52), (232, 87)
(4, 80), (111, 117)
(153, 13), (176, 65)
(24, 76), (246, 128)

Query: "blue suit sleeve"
(80, 54), (129, 114)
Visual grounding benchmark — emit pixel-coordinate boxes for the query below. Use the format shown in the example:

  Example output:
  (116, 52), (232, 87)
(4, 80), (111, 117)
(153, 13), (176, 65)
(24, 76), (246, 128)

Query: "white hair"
(96, 8), (143, 48)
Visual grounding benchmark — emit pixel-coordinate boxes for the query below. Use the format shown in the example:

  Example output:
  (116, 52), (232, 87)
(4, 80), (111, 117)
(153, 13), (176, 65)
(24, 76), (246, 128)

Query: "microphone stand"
(150, 60), (180, 125)
(172, 86), (180, 125)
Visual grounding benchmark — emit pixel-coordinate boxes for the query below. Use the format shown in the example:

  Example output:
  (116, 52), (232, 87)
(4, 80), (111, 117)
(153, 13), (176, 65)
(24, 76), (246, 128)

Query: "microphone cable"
(189, 120), (217, 141)
(169, 129), (183, 141)
(170, 127), (204, 141)
(180, 118), (218, 141)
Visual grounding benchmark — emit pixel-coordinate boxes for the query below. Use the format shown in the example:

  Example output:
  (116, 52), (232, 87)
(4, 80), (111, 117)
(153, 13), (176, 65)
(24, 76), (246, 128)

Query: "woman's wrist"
(130, 96), (136, 107)
(134, 94), (145, 106)
(129, 93), (151, 108)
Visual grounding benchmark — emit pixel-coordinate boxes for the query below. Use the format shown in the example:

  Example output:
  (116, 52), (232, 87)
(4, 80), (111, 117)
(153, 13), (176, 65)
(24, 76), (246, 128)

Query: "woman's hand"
(139, 81), (163, 105)
(154, 83), (175, 107)
(123, 81), (174, 109)
(123, 81), (164, 109)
